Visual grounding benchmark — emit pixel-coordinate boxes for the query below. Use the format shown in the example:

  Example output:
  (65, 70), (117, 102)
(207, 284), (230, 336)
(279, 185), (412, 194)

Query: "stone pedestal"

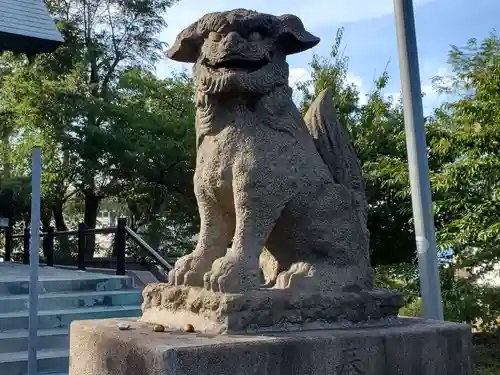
(69, 317), (473, 375)
(140, 284), (405, 334)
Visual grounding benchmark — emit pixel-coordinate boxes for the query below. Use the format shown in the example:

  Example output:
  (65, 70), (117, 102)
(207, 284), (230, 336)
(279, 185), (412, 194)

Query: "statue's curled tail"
(302, 89), (368, 225)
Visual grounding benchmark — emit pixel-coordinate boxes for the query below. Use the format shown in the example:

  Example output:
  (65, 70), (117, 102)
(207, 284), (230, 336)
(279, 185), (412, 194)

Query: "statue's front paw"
(168, 253), (205, 287)
(203, 255), (259, 293)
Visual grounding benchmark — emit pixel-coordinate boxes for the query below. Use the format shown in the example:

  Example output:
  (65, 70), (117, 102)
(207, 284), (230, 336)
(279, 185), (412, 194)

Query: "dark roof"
(0, 0), (64, 54)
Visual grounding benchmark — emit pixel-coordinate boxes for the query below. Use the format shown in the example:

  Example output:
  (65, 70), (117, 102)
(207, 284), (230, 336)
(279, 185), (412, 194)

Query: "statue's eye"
(210, 32), (223, 42)
(248, 31), (262, 42)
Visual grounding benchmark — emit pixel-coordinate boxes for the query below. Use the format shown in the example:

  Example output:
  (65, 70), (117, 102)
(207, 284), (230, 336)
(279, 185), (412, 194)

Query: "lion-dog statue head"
(167, 9), (319, 95)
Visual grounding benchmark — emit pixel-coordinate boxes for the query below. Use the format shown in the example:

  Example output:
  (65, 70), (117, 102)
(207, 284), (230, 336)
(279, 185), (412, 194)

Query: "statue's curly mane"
(194, 83), (304, 147)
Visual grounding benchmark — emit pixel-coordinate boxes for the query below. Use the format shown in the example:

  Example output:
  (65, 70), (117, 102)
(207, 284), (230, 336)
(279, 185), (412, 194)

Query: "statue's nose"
(222, 31), (243, 50)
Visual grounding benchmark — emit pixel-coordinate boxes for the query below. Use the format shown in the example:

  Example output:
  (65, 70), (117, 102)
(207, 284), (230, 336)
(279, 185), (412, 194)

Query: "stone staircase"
(0, 268), (143, 375)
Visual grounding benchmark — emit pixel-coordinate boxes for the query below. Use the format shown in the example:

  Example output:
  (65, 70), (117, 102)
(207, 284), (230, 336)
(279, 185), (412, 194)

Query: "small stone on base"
(117, 322), (130, 331)
(184, 324), (195, 333)
(153, 324), (165, 332)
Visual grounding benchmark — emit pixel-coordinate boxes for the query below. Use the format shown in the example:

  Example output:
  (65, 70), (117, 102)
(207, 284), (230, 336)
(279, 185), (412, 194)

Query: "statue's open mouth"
(210, 58), (268, 72)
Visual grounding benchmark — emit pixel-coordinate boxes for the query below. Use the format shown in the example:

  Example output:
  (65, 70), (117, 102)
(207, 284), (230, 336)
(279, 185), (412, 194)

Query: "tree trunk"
(84, 189), (100, 259)
(53, 199), (70, 258)
(40, 200), (52, 260)
(53, 201), (68, 232)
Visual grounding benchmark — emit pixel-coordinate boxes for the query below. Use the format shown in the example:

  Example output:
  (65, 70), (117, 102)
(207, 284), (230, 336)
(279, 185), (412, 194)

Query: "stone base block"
(140, 284), (405, 334)
(69, 317), (473, 375)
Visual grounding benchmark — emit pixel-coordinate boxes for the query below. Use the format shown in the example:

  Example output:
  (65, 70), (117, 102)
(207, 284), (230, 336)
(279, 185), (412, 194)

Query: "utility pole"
(393, 0), (444, 320)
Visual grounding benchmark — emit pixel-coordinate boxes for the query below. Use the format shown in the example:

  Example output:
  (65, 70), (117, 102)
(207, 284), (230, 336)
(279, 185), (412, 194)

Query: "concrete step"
(0, 348), (68, 375)
(0, 306), (141, 331)
(0, 328), (68, 354)
(0, 274), (136, 295)
(0, 289), (143, 313)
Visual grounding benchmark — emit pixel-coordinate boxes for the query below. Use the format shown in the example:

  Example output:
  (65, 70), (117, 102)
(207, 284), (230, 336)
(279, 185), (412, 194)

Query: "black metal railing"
(124, 225), (173, 271)
(2, 217), (173, 275)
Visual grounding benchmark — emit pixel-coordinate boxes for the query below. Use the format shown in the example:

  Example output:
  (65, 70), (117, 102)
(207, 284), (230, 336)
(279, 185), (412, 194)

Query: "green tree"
(427, 33), (500, 327)
(0, 0), (199, 258)
(109, 69), (198, 256)
(361, 32), (500, 326)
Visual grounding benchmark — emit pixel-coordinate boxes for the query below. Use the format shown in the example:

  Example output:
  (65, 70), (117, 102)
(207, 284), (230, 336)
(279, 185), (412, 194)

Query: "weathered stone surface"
(140, 284), (404, 334)
(69, 318), (473, 375)
(166, 8), (373, 296)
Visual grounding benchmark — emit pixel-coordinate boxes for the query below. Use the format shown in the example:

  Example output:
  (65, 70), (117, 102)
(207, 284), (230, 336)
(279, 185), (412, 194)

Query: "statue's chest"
(194, 115), (300, 198)
(194, 125), (246, 191)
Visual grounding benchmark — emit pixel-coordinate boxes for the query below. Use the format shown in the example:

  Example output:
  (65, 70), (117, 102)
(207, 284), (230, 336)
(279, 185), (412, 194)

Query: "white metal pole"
(393, 0), (444, 320)
(28, 148), (42, 375)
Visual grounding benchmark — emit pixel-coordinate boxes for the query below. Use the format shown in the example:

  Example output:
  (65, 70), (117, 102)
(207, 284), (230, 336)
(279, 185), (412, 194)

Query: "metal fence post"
(77, 223), (87, 271)
(116, 218), (126, 276)
(23, 228), (30, 264)
(4, 224), (12, 262)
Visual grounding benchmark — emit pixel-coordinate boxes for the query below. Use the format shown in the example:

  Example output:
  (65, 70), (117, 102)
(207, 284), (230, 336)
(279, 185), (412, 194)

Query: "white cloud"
(346, 73), (363, 89)
(288, 67), (311, 104)
(418, 64), (455, 113)
(289, 67), (311, 88)
(346, 72), (367, 105)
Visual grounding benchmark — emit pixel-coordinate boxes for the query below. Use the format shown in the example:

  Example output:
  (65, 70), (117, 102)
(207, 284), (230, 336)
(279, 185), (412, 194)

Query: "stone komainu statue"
(167, 9), (372, 294)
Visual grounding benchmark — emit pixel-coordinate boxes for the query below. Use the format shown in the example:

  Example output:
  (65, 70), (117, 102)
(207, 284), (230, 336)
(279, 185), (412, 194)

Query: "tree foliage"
(0, 0), (198, 258)
(426, 33), (500, 327)
(430, 34), (500, 272)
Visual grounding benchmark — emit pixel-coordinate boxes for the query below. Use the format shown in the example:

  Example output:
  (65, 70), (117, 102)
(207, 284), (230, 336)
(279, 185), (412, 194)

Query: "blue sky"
(156, 0), (500, 112)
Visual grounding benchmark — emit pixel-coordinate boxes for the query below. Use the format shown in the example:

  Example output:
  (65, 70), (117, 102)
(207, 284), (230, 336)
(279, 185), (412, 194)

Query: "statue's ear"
(276, 14), (320, 55)
(166, 21), (203, 63)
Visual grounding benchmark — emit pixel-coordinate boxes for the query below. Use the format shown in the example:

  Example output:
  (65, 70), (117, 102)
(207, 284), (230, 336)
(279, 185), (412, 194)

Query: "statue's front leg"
(204, 180), (287, 293)
(169, 189), (234, 287)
